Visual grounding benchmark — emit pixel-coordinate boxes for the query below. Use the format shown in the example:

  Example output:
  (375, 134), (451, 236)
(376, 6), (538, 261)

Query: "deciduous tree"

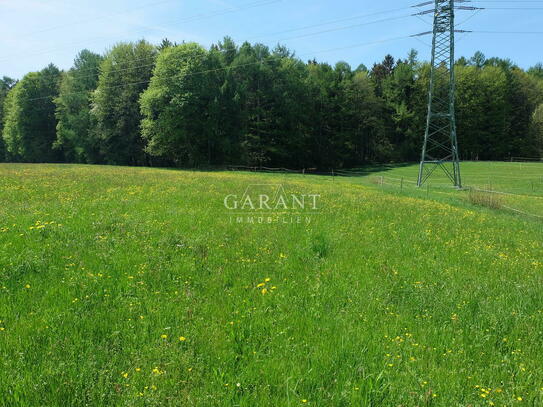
(93, 40), (157, 165)
(2, 64), (61, 162)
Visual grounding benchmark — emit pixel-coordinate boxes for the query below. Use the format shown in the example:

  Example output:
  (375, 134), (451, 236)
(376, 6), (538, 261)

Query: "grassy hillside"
(0, 163), (542, 406)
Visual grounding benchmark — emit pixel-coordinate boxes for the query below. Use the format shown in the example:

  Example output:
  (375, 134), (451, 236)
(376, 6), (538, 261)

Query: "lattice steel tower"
(417, 0), (462, 188)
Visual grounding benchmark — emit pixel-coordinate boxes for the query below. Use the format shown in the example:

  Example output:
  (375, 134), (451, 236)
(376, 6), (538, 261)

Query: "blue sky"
(0, 0), (541, 79)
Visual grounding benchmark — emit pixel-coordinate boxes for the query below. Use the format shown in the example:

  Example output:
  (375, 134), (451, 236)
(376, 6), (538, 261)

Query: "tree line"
(1, 38), (542, 169)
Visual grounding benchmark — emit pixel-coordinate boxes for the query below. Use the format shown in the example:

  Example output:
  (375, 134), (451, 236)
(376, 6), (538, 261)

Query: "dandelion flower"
(179, 336), (186, 341)
(161, 334), (168, 339)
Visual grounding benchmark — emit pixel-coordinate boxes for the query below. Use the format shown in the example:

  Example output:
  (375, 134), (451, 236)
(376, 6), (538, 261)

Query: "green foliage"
(2, 65), (61, 162)
(505, 69), (543, 158)
(341, 71), (388, 164)
(227, 42), (280, 167)
(55, 50), (103, 163)
(3, 38), (543, 166)
(141, 43), (221, 166)
(531, 103), (543, 155)
(528, 63), (543, 80)
(92, 41), (157, 165)
(455, 65), (508, 160)
(243, 46), (310, 167)
(0, 76), (17, 161)
(381, 60), (418, 160)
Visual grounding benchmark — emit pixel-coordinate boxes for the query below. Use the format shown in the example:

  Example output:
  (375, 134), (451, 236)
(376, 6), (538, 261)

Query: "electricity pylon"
(417, 0), (462, 188)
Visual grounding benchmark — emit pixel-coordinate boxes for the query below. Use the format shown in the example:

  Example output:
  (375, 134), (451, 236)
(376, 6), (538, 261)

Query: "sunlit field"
(369, 161), (543, 195)
(356, 161), (543, 220)
(1, 162), (542, 406)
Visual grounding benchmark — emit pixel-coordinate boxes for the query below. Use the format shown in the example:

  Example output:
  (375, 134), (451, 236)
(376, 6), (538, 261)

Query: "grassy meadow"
(358, 161), (543, 219)
(0, 162), (542, 406)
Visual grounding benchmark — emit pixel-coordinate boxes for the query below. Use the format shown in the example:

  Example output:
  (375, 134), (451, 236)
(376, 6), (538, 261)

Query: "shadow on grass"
(152, 162), (417, 179)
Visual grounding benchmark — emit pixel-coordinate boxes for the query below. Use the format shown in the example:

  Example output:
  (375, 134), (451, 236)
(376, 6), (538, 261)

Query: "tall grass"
(467, 188), (504, 209)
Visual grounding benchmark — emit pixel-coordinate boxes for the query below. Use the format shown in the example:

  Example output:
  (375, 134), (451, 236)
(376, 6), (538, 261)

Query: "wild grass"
(0, 163), (542, 406)
(467, 188), (504, 209)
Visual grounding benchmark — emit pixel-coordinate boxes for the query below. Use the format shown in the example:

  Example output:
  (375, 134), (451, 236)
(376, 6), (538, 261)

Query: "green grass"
(0, 162), (542, 406)
(357, 161), (543, 219)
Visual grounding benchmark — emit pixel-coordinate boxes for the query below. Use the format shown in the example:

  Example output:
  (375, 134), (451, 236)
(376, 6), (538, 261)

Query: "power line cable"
(469, 0), (543, 3)
(470, 30), (543, 34)
(455, 9), (483, 27)
(17, 0), (184, 38)
(52, 12), (416, 83)
(1, 3), (413, 70)
(53, 1), (543, 86)
(248, 5), (414, 40)
(13, 0), (543, 101)
(0, 0), (282, 64)
(276, 14), (413, 43)
(480, 6), (543, 9)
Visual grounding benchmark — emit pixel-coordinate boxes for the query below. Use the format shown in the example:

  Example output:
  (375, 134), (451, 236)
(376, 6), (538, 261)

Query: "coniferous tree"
(528, 63), (543, 80)
(55, 50), (103, 163)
